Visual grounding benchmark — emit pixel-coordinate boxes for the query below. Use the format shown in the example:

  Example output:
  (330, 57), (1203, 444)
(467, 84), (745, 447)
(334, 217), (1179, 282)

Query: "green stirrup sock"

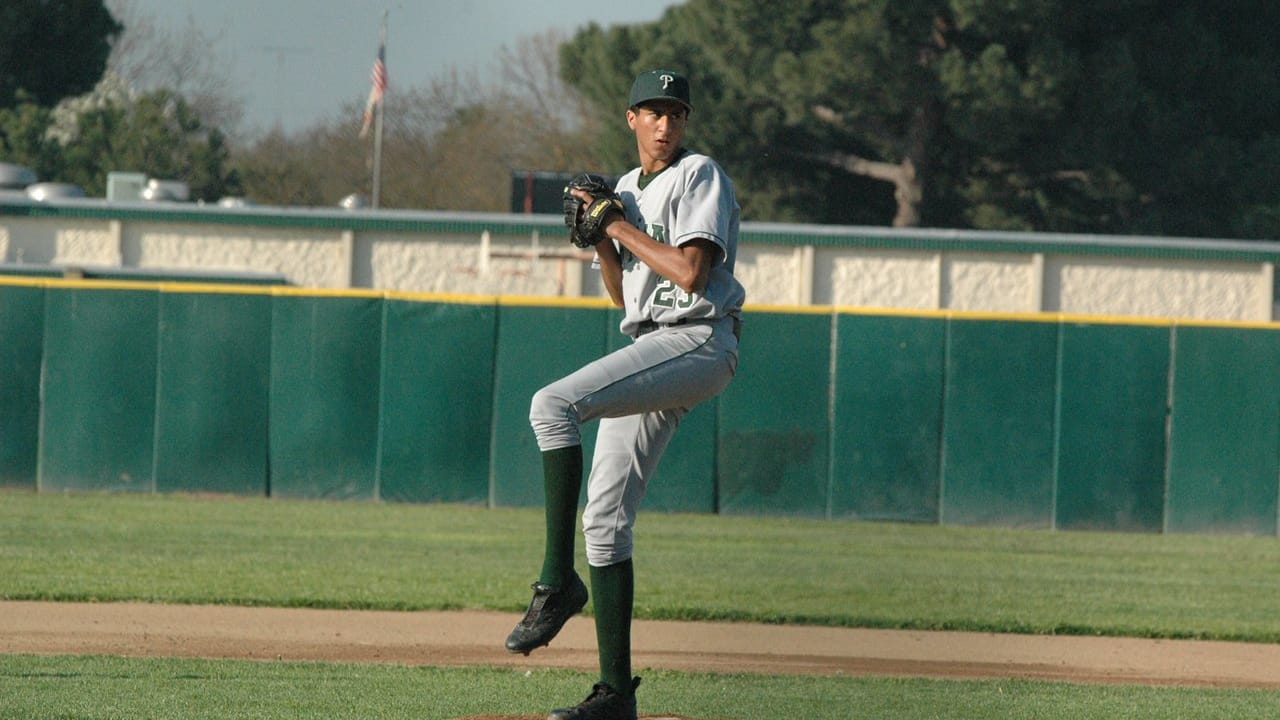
(538, 445), (583, 587)
(590, 559), (634, 696)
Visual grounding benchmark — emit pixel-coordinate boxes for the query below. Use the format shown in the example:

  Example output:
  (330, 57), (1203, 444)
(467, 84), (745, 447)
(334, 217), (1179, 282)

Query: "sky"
(120, 0), (677, 135)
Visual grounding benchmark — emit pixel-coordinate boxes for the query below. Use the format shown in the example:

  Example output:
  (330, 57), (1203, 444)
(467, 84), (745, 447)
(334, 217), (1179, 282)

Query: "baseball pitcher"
(505, 69), (746, 720)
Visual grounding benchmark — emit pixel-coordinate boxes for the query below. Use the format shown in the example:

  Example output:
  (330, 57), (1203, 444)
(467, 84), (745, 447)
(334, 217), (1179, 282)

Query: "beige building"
(2, 197), (1278, 323)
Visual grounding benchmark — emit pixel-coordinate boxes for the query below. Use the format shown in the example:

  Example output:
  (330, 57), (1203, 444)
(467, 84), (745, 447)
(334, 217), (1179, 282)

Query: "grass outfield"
(2, 489), (1279, 719)
(2, 490), (1278, 641)
(2, 656), (1279, 720)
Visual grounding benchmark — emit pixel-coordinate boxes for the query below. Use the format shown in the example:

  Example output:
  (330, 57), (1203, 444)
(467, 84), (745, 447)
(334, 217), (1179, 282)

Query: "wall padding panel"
(717, 311), (831, 517)
(488, 304), (609, 508)
(940, 318), (1059, 528)
(154, 290), (272, 495)
(831, 313), (946, 521)
(268, 294), (383, 499)
(39, 286), (159, 492)
(1165, 325), (1280, 535)
(1054, 322), (1170, 532)
(378, 299), (497, 504)
(0, 284), (44, 488)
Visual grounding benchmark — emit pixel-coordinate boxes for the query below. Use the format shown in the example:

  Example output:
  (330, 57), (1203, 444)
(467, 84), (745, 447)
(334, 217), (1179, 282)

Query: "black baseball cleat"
(505, 572), (589, 654)
(547, 677), (640, 720)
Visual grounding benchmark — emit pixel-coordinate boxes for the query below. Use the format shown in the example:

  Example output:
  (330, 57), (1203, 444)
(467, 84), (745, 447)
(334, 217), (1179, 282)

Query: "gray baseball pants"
(529, 315), (739, 566)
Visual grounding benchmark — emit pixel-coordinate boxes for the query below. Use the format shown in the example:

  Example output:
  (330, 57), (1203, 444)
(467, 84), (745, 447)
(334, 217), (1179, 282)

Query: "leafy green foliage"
(0, 0), (122, 109)
(0, 87), (241, 200)
(0, 95), (57, 176)
(562, 0), (1280, 237)
(60, 90), (240, 200)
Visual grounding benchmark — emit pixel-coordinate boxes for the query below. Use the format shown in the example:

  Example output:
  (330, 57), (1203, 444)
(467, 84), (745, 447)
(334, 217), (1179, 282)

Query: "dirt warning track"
(1, 601), (1278, 688)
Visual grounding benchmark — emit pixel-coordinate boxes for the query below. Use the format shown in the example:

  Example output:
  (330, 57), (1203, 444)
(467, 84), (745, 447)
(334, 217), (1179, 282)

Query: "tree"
(560, 1), (899, 225)
(0, 0), (122, 109)
(233, 74), (480, 208)
(934, 2), (1280, 237)
(63, 88), (240, 200)
(563, 0), (1280, 238)
(233, 31), (605, 210)
(1, 2), (243, 201)
(0, 96), (58, 175)
(1, 76), (241, 200)
(105, 0), (244, 134)
(496, 31), (605, 174)
(232, 125), (340, 207)
(58, 88), (241, 200)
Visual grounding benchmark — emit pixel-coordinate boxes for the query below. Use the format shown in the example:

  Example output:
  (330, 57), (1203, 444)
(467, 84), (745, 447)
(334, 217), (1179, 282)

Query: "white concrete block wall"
(817, 248), (941, 309)
(944, 253), (1040, 312)
(3, 205), (1279, 322)
(1045, 256), (1271, 321)
(735, 245), (805, 306)
(361, 232), (585, 297)
(1, 218), (117, 265)
(124, 222), (351, 288)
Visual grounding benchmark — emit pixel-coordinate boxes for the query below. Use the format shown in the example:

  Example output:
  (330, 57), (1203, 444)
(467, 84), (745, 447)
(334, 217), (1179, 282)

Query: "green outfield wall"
(0, 284), (42, 488)
(2, 276), (1278, 536)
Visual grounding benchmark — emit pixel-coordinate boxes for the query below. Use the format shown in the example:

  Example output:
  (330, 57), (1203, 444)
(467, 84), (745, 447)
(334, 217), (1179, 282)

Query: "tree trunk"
(811, 104), (929, 227)
(822, 151), (922, 227)
(891, 157), (921, 227)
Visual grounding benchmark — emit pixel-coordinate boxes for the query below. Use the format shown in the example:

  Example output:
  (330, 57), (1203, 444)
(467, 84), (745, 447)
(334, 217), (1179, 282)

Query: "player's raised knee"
(529, 386), (581, 450)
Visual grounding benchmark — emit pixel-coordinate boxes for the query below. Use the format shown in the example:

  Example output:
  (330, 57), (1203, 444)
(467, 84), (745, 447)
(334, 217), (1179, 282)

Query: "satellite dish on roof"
(25, 182), (86, 201)
(142, 179), (190, 202)
(339, 193), (368, 209)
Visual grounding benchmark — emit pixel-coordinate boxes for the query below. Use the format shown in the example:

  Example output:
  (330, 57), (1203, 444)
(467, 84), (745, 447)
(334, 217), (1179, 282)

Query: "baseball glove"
(563, 173), (623, 249)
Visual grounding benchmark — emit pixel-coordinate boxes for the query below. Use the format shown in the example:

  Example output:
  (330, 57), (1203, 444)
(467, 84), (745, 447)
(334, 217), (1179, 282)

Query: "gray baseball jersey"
(529, 149), (745, 566)
(611, 150), (746, 335)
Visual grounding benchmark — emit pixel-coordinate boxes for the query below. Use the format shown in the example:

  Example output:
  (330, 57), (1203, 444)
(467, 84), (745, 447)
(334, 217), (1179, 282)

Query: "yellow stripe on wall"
(4, 273), (1279, 329)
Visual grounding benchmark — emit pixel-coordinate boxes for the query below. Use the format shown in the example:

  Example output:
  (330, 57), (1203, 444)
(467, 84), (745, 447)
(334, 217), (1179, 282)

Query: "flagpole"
(371, 11), (387, 209)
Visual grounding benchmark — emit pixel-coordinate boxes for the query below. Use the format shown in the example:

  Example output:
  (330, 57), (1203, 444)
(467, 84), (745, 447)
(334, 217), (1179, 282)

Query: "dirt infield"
(2, 600), (1278, 692)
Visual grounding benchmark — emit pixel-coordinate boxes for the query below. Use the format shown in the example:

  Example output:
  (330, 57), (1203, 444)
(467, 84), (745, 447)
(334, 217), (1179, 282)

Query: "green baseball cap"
(628, 69), (692, 112)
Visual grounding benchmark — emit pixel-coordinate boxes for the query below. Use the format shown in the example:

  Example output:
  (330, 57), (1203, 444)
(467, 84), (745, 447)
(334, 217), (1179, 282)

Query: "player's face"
(628, 100), (689, 170)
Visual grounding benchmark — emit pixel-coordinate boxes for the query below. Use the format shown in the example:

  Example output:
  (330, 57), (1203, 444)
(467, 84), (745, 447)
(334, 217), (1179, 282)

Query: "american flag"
(359, 41), (387, 138)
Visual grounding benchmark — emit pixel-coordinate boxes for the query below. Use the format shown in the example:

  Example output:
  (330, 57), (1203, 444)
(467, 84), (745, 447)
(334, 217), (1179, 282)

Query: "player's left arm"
(568, 185), (717, 295)
(604, 220), (716, 295)
(605, 159), (732, 295)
